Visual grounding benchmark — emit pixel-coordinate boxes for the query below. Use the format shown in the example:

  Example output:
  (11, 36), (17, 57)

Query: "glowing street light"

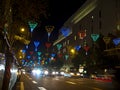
(20, 28), (25, 32)
(70, 49), (75, 54)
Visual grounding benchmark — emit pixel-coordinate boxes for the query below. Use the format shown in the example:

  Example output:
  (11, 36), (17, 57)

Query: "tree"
(1, 0), (49, 89)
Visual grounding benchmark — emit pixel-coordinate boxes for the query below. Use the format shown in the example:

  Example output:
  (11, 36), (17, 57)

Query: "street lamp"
(20, 28), (25, 32)
(70, 48), (75, 54)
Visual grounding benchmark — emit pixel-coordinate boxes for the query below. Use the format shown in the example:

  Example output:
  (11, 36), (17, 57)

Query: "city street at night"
(0, 0), (120, 90)
(13, 73), (115, 90)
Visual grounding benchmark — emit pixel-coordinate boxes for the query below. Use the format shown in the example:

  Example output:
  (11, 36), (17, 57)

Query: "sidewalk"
(12, 81), (21, 90)
(12, 76), (22, 90)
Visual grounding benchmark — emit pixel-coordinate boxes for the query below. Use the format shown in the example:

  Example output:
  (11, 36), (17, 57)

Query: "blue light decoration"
(75, 45), (81, 51)
(60, 27), (71, 37)
(113, 38), (120, 46)
(28, 21), (38, 32)
(91, 34), (99, 42)
(34, 41), (40, 51)
(22, 60), (25, 65)
(27, 55), (31, 59)
(37, 56), (41, 65)
(22, 49), (26, 53)
(26, 45), (28, 49)
(51, 53), (56, 57)
(65, 54), (69, 60)
(57, 44), (62, 50)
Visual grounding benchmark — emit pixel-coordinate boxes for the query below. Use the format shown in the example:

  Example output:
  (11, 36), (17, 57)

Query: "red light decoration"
(29, 51), (33, 55)
(45, 42), (51, 48)
(58, 53), (62, 58)
(83, 46), (90, 55)
(78, 30), (86, 39)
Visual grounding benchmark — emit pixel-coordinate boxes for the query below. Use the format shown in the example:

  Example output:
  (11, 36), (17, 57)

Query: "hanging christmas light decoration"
(29, 51), (34, 55)
(38, 56), (41, 60)
(22, 49), (26, 53)
(26, 45), (29, 49)
(91, 34), (99, 42)
(37, 51), (42, 56)
(45, 42), (51, 56)
(22, 60), (25, 65)
(45, 25), (54, 41)
(78, 30), (86, 39)
(28, 21), (38, 33)
(83, 46), (90, 55)
(103, 37), (111, 49)
(113, 38), (120, 46)
(56, 44), (62, 50)
(34, 41), (40, 51)
(58, 53), (62, 58)
(45, 42), (51, 50)
(27, 55), (31, 59)
(74, 45), (81, 51)
(38, 56), (41, 64)
(65, 54), (69, 60)
(60, 27), (71, 37)
(51, 53), (56, 57)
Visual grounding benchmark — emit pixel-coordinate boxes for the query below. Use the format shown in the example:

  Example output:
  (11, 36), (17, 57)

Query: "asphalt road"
(16, 73), (116, 90)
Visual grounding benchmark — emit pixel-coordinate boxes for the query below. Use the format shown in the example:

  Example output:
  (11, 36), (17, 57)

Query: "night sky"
(48, 0), (87, 29)
(30, 0), (87, 51)
(33, 0), (86, 37)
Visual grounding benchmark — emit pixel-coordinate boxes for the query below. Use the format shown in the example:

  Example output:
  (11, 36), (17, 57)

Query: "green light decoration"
(28, 21), (38, 32)
(38, 56), (41, 60)
(103, 37), (111, 49)
(91, 34), (99, 42)
(57, 44), (62, 50)
(65, 54), (69, 60)
(45, 62), (48, 64)
(37, 52), (42, 56)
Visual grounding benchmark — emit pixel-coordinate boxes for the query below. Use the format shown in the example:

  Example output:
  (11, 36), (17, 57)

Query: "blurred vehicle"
(69, 72), (81, 77)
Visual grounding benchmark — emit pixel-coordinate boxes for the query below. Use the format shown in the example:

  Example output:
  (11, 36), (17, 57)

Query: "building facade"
(53, 0), (120, 71)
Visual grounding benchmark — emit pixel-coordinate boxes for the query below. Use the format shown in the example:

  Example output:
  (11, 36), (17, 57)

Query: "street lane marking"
(28, 77), (32, 80)
(32, 80), (37, 84)
(38, 87), (47, 90)
(20, 82), (24, 90)
(66, 81), (76, 84)
(92, 87), (103, 90)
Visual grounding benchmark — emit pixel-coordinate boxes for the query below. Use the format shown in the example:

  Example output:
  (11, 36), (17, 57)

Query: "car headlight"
(44, 70), (49, 75)
(70, 72), (75, 76)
